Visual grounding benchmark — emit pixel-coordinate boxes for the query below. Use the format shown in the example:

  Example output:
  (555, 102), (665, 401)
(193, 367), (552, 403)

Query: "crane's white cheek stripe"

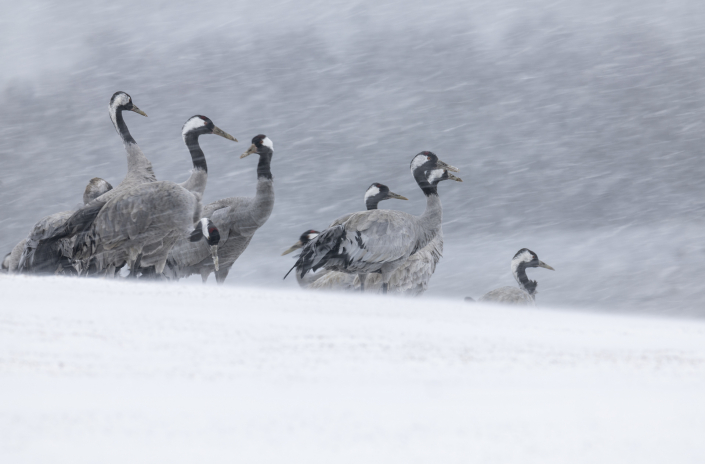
(510, 250), (533, 273)
(364, 186), (380, 202)
(201, 218), (209, 239)
(182, 117), (207, 136)
(111, 93), (130, 108)
(410, 155), (427, 171)
(426, 169), (444, 184)
(262, 137), (274, 150)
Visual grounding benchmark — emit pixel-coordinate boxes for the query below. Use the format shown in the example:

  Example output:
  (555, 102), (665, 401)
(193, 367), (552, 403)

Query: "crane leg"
(359, 274), (367, 292)
(382, 283), (388, 294)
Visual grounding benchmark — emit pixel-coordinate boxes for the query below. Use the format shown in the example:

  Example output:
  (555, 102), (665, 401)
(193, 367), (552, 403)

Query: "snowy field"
(1, 275), (704, 463)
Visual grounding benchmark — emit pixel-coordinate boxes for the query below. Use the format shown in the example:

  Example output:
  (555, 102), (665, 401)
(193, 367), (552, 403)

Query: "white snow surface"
(1, 276), (705, 463)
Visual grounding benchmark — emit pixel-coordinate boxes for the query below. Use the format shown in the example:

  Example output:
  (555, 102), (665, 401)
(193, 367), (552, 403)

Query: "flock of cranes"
(1, 91), (555, 306)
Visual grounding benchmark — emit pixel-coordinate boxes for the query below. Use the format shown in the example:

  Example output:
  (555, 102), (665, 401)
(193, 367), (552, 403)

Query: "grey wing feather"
(328, 212), (354, 228)
(296, 209), (418, 278)
(479, 287), (536, 306)
(17, 209), (77, 272)
(7, 238), (27, 273)
(353, 231), (443, 295)
(306, 270), (357, 291)
(341, 210), (416, 266)
(86, 182), (196, 271)
(203, 197), (251, 216)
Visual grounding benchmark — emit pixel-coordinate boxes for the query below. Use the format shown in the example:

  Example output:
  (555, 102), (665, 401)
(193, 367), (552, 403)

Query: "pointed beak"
(387, 192), (408, 201)
(212, 126), (237, 142)
(282, 240), (304, 256)
(537, 261), (555, 271)
(210, 245), (219, 271)
(241, 143), (258, 159)
(130, 105), (147, 117)
(436, 160), (459, 172)
(447, 172), (463, 182)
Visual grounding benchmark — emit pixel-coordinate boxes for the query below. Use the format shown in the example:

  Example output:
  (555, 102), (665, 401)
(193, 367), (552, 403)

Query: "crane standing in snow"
(286, 152), (461, 294)
(282, 183), (409, 290)
(164, 134), (275, 284)
(18, 91), (153, 273)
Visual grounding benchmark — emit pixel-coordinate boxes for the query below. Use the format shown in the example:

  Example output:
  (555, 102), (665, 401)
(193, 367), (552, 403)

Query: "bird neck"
(227, 177), (275, 236)
(110, 107), (156, 183)
(184, 132), (208, 173)
(180, 132), (208, 196)
(110, 106), (136, 145)
(513, 262), (538, 297)
(413, 168), (438, 197)
(416, 192), (443, 251)
(257, 150), (273, 180)
(365, 198), (379, 210)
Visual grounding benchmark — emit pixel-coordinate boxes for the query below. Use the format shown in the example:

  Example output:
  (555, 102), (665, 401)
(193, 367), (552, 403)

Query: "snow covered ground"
(1, 275), (704, 463)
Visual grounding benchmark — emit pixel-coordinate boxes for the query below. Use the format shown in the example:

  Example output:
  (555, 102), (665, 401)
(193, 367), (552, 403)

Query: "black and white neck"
(241, 135), (274, 181)
(511, 249), (538, 297)
(109, 91), (141, 146)
(108, 91), (155, 182)
(179, 115), (217, 196)
(182, 116), (213, 173)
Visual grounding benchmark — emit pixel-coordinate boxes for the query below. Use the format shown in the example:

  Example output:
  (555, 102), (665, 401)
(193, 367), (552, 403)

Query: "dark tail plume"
(19, 200), (105, 274)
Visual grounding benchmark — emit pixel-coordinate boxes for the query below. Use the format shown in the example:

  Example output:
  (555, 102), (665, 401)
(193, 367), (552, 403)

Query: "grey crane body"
(476, 248), (555, 306)
(283, 184), (409, 291)
(346, 183), (444, 296)
(84, 180), (202, 275)
(9, 178), (113, 274)
(80, 116), (237, 276)
(18, 92), (151, 273)
(288, 152), (461, 293)
(165, 135), (274, 284)
(307, 206), (440, 279)
(351, 231), (443, 295)
(6, 239), (27, 274)
(479, 286), (536, 305)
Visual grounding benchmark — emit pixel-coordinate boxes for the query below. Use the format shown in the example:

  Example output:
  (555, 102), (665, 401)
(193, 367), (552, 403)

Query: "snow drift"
(1, 275), (704, 463)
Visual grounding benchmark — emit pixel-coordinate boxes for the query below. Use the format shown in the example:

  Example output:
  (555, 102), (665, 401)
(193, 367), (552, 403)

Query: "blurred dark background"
(2, 0), (705, 314)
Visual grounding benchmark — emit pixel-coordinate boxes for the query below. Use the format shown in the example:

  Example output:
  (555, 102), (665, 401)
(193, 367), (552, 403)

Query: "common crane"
(164, 134), (275, 284)
(287, 152), (461, 294)
(472, 248), (554, 306)
(283, 183), (409, 291)
(19, 91), (153, 273)
(70, 115), (236, 277)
